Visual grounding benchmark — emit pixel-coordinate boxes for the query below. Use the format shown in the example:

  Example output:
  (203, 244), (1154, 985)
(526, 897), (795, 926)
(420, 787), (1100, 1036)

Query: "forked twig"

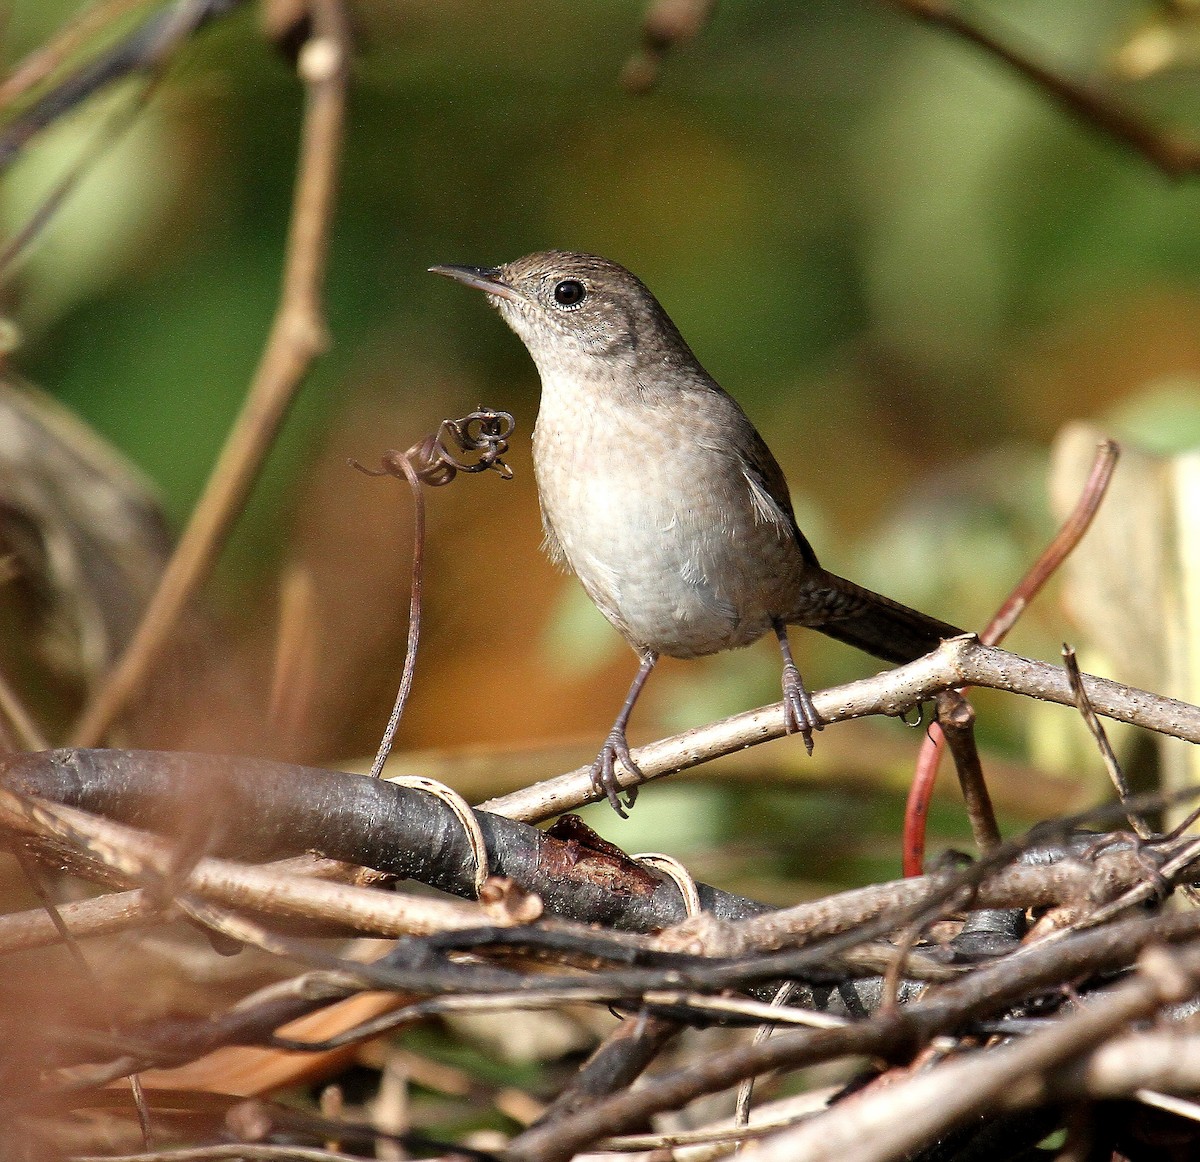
(903, 439), (1120, 875)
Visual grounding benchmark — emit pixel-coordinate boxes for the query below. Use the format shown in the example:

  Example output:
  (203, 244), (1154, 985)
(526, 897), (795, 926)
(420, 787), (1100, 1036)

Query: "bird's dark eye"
(553, 279), (586, 307)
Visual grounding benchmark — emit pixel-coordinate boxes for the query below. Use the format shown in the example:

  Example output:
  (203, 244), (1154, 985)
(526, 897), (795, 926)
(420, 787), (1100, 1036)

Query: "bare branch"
(485, 635), (1200, 823)
(71, 0), (352, 746)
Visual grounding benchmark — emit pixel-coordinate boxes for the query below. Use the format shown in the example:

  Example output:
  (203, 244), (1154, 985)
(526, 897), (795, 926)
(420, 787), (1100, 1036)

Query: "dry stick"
(0, 789), (517, 939)
(70, 0), (351, 747)
(275, 989), (851, 1059)
(749, 945), (1200, 1162)
(603, 1089), (839, 1152)
(522, 1011), (679, 1129)
(1062, 643), (1153, 841)
(1037, 832), (1200, 945)
(71, 1148), (360, 1162)
(503, 913), (1200, 1162)
(936, 690), (1001, 854)
(733, 981), (796, 1133)
(902, 439), (1120, 876)
(884, 0), (1200, 178)
(0, 854), (384, 955)
(0, 886), (158, 954)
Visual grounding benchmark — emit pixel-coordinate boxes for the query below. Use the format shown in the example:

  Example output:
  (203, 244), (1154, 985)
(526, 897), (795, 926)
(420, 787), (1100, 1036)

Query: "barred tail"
(798, 569), (963, 665)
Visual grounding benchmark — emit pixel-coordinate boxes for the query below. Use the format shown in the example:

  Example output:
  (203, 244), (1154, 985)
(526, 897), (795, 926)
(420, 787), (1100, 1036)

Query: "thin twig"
(367, 451), (425, 779)
(936, 690), (1002, 854)
(1063, 643), (1153, 841)
(0, 886), (155, 954)
(0, 0), (247, 171)
(70, 0), (351, 746)
(71, 1148), (365, 1162)
(734, 981), (797, 1130)
(744, 945), (1200, 1162)
(1044, 833), (1200, 940)
(603, 1088), (837, 1150)
(501, 921), (1200, 1162)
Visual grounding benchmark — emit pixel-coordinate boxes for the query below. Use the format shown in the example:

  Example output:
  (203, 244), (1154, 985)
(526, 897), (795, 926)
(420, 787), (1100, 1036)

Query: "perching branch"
(484, 634), (1200, 823)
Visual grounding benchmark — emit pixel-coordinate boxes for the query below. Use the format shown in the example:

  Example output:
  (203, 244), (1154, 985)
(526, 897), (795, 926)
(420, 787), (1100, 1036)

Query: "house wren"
(431, 252), (962, 816)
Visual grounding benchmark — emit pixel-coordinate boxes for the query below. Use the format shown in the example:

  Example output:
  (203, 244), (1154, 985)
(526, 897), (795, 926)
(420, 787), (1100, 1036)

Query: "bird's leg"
(592, 651), (658, 817)
(773, 620), (822, 755)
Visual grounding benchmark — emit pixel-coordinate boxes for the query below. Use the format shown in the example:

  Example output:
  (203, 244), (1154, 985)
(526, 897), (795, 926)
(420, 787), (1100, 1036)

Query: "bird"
(430, 252), (963, 816)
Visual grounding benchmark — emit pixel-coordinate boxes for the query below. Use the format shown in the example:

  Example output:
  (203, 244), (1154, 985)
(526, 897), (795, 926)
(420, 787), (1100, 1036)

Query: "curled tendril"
(350, 408), (516, 778)
(409, 408), (515, 485)
(352, 409), (516, 487)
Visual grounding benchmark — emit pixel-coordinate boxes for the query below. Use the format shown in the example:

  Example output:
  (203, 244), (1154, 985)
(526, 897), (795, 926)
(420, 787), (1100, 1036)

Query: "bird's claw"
(781, 660), (822, 756)
(590, 728), (641, 817)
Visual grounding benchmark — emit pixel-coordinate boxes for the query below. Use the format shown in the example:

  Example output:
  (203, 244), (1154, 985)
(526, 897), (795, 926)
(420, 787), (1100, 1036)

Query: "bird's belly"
(535, 426), (804, 659)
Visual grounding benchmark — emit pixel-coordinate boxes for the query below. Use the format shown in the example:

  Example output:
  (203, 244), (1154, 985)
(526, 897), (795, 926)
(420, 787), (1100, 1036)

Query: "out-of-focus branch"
(0, 0), (249, 169)
(621, 0), (718, 92)
(885, 0), (1200, 177)
(0, 854), (375, 954)
(0, 787), (531, 939)
(0, 0), (153, 110)
(70, 0), (351, 747)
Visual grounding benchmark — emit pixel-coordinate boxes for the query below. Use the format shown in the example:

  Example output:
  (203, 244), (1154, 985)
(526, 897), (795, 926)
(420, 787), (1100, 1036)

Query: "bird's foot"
(590, 727), (642, 817)
(781, 661), (822, 756)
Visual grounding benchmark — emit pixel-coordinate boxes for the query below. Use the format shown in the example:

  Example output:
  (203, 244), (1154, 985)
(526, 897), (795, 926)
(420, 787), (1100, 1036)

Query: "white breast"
(531, 368), (806, 658)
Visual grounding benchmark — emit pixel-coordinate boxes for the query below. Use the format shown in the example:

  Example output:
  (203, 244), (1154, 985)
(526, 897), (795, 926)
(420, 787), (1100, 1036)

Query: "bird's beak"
(428, 264), (521, 303)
